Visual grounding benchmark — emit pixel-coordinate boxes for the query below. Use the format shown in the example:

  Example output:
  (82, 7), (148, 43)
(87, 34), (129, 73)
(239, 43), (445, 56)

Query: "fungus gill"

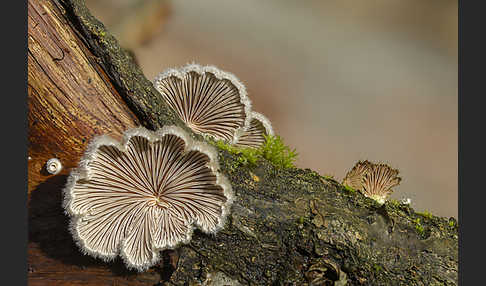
(63, 126), (233, 271)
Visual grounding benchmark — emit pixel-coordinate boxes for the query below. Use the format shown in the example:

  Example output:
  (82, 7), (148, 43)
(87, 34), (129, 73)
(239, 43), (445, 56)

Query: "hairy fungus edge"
(63, 134), (120, 216)
(63, 125), (234, 272)
(232, 111), (275, 145)
(153, 63), (254, 143)
(188, 140), (234, 233)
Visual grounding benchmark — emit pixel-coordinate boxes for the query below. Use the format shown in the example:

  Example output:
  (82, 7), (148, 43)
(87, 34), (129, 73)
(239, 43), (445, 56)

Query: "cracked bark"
(27, 0), (458, 285)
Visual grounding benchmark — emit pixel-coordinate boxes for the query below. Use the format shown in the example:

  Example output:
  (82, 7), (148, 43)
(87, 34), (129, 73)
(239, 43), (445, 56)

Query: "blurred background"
(86, 0), (458, 218)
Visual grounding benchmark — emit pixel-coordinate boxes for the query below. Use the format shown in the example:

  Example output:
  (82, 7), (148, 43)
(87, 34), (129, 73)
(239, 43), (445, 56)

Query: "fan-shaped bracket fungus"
(342, 160), (401, 205)
(63, 126), (233, 271)
(153, 63), (253, 143)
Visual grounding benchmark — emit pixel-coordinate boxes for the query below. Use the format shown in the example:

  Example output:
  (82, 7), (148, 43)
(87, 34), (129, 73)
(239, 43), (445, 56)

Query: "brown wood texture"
(27, 0), (163, 285)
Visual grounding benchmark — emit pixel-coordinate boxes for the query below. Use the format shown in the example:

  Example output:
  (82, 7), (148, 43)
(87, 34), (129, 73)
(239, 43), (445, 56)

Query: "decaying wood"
(27, 0), (458, 285)
(27, 0), (140, 193)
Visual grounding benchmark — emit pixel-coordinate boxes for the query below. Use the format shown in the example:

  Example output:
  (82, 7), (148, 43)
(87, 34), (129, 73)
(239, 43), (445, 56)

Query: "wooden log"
(28, 0), (459, 285)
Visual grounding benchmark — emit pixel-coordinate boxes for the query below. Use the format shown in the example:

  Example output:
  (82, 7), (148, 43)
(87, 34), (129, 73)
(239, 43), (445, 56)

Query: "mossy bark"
(28, 0), (458, 285)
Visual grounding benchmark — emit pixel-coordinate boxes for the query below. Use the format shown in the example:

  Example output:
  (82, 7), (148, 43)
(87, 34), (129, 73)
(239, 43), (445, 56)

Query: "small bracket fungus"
(233, 111), (274, 148)
(154, 63), (252, 143)
(342, 160), (401, 204)
(63, 126), (233, 271)
(46, 158), (62, 175)
(342, 160), (372, 191)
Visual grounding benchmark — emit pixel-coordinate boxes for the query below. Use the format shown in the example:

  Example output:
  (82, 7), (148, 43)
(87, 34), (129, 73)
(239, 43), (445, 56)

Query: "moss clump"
(416, 210), (433, 220)
(343, 185), (356, 193)
(413, 218), (425, 235)
(448, 218), (457, 228)
(213, 139), (260, 167)
(387, 199), (401, 208)
(212, 135), (298, 169)
(260, 134), (298, 168)
(415, 224), (424, 235)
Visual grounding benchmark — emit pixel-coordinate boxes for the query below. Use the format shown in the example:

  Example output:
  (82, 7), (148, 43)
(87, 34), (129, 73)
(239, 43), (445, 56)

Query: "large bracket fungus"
(154, 64), (273, 148)
(63, 126), (233, 271)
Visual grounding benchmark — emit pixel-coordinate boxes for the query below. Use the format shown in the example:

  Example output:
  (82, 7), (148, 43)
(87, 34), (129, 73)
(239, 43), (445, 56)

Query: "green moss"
(416, 210), (433, 220)
(415, 224), (424, 235)
(415, 224), (425, 235)
(448, 218), (457, 228)
(260, 134), (298, 168)
(387, 199), (401, 208)
(373, 264), (382, 273)
(343, 184), (356, 193)
(211, 135), (298, 169)
(212, 140), (259, 169)
(413, 218), (425, 235)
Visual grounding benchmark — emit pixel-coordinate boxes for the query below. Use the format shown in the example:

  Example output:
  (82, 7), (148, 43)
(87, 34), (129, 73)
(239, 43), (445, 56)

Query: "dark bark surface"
(28, 0), (458, 285)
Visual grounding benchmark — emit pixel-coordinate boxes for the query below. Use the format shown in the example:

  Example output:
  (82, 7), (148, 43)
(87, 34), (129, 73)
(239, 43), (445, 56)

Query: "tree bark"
(27, 0), (458, 285)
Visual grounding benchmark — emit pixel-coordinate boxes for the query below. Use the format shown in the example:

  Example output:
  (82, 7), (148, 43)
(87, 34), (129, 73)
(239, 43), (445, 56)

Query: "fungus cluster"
(64, 64), (282, 271)
(154, 63), (274, 148)
(342, 160), (401, 204)
(63, 126), (233, 271)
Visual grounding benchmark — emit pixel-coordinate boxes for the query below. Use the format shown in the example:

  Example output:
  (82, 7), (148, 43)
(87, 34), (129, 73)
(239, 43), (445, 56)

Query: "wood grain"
(28, 0), (140, 193)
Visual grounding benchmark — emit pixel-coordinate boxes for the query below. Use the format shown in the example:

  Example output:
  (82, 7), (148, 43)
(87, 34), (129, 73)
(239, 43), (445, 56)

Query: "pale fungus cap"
(343, 160), (401, 204)
(233, 111), (274, 148)
(154, 63), (252, 143)
(63, 126), (233, 271)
